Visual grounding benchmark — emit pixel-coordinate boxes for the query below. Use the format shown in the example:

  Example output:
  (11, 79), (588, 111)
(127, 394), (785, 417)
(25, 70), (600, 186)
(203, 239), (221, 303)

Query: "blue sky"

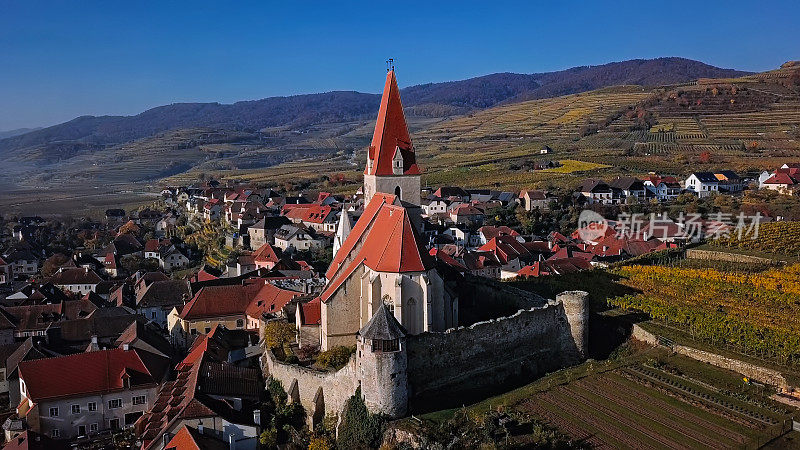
(1, 0), (798, 130)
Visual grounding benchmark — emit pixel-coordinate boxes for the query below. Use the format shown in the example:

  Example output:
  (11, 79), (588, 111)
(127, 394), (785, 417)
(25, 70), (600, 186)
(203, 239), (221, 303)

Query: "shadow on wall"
(406, 291), (588, 415)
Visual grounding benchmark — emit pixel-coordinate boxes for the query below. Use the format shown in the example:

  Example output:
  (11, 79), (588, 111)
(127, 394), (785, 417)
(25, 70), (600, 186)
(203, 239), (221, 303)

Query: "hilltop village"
(1, 70), (800, 450)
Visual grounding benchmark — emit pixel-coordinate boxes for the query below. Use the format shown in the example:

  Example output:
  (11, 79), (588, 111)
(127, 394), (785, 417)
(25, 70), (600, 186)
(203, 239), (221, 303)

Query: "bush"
(337, 388), (386, 450)
(316, 345), (355, 370)
(268, 378), (288, 406)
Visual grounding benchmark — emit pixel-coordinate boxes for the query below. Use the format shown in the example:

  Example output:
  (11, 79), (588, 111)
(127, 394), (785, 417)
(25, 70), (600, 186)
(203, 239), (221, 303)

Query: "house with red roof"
(136, 328), (262, 450)
(251, 243), (280, 270)
(284, 204), (339, 232)
(168, 284), (260, 348)
(17, 348), (168, 441)
(643, 175), (682, 201)
(471, 225), (520, 247)
(449, 204), (485, 226)
(244, 282), (303, 331)
(49, 267), (103, 295)
(762, 167), (800, 195)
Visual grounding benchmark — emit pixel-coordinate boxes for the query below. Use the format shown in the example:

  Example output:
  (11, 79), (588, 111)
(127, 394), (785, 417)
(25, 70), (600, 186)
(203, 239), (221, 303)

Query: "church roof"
(365, 70), (420, 176)
(322, 194), (433, 303)
(358, 303), (406, 340)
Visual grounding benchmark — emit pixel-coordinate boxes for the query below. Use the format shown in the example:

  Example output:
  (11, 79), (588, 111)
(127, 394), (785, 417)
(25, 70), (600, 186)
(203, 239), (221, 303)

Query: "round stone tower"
(557, 290), (589, 361)
(356, 304), (408, 418)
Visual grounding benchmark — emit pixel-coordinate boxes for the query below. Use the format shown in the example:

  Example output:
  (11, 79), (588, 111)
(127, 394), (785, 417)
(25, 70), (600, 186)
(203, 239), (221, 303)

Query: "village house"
(273, 225), (324, 253)
(519, 189), (555, 211)
(251, 243), (280, 270)
(295, 297), (321, 349)
(284, 204), (339, 232)
(643, 175), (682, 201)
(136, 328), (262, 450)
(714, 170), (744, 193)
(578, 179), (619, 204)
(247, 216), (291, 250)
(762, 164), (800, 194)
(449, 204), (485, 226)
(684, 172), (719, 197)
(49, 267), (103, 295)
(135, 280), (191, 329)
(609, 176), (648, 202)
(420, 196), (449, 216)
(3, 247), (39, 278)
(17, 348), (168, 440)
(470, 225), (520, 247)
(158, 247), (190, 272)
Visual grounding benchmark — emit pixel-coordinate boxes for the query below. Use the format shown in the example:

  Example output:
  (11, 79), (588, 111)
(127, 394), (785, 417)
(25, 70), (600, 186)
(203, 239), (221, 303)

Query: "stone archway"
(394, 186), (401, 199)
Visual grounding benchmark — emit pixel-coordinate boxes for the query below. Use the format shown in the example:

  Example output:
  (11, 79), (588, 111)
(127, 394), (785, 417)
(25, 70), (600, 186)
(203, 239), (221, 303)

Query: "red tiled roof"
(478, 236), (532, 265)
(429, 248), (467, 272)
(179, 284), (260, 320)
(18, 348), (155, 402)
(252, 243), (280, 265)
(365, 70), (420, 176)
(299, 298), (321, 326)
(245, 283), (302, 319)
(285, 204), (335, 224)
(50, 267), (103, 285)
(322, 195), (432, 303)
(764, 172), (798, 185)
(327, 193), (396, 279)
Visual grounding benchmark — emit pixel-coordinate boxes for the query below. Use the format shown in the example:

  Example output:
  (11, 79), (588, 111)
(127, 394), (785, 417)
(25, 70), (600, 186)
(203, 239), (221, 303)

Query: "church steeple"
(364, 67), (422, 206)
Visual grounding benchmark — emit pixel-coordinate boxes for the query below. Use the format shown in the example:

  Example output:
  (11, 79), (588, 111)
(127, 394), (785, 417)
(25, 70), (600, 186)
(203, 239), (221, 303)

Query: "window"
(49, 407), (59, 417)
(205, 327), (211, 333)
(132, 395), (146, 405)
(71, 404), (80, 414)
(108, 399), (123, 409)
(51, 429), (60, 438)
(371, 338), (399, 352)
(88, 402), (97, 412)
(89, 423), (98, 433)
(109, 419), (120, 430)
(236, 319), (244, 328)
(151, 311), (156, 319)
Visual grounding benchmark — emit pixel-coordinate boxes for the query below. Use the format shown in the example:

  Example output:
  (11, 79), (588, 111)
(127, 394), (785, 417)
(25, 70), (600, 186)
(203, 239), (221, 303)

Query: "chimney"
(122, 343), (129, 351)
(253, 409), (261, 426)
(197, 424), (203, 434)
(229, 434), (236, 450)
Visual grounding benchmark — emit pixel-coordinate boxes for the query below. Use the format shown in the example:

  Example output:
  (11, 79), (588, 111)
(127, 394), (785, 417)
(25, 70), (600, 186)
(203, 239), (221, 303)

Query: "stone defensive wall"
(262, 350), (358, 426)
(405, 292), (586, 404)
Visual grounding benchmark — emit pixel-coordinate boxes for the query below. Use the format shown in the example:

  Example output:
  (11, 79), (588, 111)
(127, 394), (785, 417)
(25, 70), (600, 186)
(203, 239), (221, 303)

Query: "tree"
(263, 321), (296, 350)
(699, 151), (712, 163)
(41, 253), (70, 277)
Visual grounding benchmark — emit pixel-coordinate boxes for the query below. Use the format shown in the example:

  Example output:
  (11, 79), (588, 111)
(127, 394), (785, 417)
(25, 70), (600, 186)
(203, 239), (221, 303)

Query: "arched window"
(394, 186), (401, 198)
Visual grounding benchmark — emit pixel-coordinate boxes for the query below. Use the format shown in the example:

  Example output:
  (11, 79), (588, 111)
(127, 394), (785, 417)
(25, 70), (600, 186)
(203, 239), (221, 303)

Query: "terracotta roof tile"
(365, 70), (420, 176)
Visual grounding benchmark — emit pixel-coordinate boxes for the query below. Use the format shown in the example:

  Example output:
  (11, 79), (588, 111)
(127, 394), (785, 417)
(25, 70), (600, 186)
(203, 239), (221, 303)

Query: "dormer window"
(392, 147), (404, 175)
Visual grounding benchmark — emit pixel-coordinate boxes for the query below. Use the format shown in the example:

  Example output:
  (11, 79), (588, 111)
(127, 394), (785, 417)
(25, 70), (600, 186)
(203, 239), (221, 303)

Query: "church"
(320, 68), (458, 351)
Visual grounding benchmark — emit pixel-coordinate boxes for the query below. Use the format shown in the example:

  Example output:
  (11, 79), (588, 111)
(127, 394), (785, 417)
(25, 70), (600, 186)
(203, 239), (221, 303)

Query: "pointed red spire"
(365, 70), (420, 176)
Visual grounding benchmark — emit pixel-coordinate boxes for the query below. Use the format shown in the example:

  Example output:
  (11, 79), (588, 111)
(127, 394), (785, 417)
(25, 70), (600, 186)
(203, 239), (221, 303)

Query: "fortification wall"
(262, 350), (358, 425)
(405, 300), (579, 400)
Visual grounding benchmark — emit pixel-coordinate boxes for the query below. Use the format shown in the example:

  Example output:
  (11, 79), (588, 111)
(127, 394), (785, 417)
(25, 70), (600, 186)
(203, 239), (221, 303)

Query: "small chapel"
(319, 68), (458, 351)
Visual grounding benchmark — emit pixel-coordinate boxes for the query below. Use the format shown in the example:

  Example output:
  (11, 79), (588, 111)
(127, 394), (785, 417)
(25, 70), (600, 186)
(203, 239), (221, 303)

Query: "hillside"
(0, 58), (748, 178)
(217, 63), (800, 196)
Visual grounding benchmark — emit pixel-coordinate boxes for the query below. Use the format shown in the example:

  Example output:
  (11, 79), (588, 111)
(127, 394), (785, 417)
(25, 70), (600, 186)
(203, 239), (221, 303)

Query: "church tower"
(363, 68), (421, 206)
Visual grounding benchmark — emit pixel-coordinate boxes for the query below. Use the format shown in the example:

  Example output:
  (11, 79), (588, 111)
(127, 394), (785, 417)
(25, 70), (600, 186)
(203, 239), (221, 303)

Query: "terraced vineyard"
(521, 362), (790, 449)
